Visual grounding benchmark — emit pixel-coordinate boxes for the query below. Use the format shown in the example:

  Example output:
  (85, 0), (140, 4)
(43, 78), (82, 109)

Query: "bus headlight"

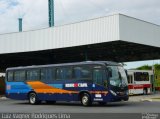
(110, 90), (117, 96)
(126, 91), (129, 95)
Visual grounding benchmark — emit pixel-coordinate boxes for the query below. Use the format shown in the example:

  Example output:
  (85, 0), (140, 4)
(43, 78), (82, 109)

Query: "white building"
(0, 14), (160, 70)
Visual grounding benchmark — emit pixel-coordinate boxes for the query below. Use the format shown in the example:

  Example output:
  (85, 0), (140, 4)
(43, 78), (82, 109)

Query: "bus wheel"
(29, 92), (40, 105)
(143, 88), (148, 95)
(81, 93), (92, 106)
(98, 102), (107, 105)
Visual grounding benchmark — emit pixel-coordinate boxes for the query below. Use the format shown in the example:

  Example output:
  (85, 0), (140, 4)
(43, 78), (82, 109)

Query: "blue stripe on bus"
(6, 82), (32, 93)
(48, 84), (63, 89)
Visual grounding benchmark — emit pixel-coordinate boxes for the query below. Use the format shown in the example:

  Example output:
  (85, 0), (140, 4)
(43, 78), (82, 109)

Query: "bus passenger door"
(128, 75), (133, 95)
(92, 68), (107, 101)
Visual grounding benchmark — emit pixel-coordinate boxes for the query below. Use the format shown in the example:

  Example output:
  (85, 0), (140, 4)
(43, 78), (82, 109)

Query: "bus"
(5, 61), (128, 106)
(127, 70), (154, 95)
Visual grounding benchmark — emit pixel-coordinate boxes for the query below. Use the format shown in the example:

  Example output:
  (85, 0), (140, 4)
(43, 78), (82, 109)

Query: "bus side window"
(73, 67), (82, 79)
(56, 67), (72, 80)
(131, 75), (133, 83)
(14, 70), (25, 82)
(73, 66), (91, 80)
(7, 71), (14, 82)
(134, 72), (149, 81)
(127, 75), (130, 84)
(41, 68), (55, 81)
(93, 69), (105, 86)
(127, 75), (132, 84)
(27, 69), (40, 81)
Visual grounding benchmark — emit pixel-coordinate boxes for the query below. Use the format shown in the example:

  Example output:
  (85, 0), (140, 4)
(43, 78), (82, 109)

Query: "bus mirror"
(125, 70), (128, 76)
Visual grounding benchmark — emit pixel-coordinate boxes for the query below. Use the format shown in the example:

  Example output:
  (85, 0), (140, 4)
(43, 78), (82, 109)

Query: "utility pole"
(48, 0), (54, 27)
(152, 63), (156, 94)
(18, 18), (23, 32)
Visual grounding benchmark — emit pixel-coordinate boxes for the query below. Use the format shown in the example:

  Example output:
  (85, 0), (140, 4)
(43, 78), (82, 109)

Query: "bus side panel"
(6, 82), (32, 100)
(91, 83), (107, 102)
(37, 93), (75, 102)
(63, 80), (93, 101)
(26, 81), (79, 101)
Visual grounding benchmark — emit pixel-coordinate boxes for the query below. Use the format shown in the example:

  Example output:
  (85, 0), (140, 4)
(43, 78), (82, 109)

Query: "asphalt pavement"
(129, 93), (160, 102)
(0, 98), (160, 113)
(0, 93), (160, 114)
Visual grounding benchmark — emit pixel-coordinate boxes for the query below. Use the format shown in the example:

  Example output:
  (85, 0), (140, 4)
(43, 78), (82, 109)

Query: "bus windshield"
(107, 66), (128, 87)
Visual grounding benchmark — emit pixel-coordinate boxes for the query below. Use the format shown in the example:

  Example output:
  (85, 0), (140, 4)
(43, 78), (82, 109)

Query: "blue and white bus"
(5, 61), (128, 106)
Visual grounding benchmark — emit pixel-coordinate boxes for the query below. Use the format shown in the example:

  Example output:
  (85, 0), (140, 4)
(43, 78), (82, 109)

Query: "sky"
(0, 0), (160, 69)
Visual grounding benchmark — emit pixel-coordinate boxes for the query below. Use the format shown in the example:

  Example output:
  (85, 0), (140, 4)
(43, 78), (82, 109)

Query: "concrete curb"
(140, 99), (153, 102)
(129, 98), (160, 102)
(140, 98), (160, 102)
(0, 96), (7, 100)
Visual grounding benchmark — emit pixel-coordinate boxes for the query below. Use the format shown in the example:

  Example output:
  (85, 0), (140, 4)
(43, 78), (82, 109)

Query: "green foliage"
(136, 64), (160, 71)
(135, 64), (160, 88)
(154, 64), (160, 70)
(136, 65), (152, 70)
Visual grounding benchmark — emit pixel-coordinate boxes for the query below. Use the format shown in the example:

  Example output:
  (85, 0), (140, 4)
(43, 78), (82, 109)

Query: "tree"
(136, 65), (152, 70)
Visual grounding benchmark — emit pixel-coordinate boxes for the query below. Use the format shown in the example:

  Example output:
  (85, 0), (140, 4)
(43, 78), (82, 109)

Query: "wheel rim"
(30, 94), (36, 104)
(82, 96), (88, 105)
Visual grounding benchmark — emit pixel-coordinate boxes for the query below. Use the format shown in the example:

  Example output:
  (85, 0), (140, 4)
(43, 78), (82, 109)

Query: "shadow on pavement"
(13, 101), (131, 107)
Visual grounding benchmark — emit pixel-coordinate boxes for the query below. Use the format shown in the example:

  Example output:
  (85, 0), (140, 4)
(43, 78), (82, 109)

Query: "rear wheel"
(29, 92), (41, 105)
(81, 93), (92, 106)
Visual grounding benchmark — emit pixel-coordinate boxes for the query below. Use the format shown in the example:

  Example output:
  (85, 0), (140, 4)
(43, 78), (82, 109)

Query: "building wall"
(0, 14), (160, 55)
(0, 14), (120, 54)
(119, 14), (160, 47)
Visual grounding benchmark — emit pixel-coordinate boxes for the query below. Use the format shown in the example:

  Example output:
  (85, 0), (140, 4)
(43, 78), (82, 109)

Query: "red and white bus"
(127, 70), (153, 95)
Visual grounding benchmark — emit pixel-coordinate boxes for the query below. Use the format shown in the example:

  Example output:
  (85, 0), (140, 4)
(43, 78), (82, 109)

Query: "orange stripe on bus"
(27, 81), (108, 95)
(27, 81), (78, 94)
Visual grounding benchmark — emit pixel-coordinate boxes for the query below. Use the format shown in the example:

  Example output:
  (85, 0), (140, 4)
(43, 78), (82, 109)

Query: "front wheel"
(81, 93), (92, 106)
(29, 92), (41, 105)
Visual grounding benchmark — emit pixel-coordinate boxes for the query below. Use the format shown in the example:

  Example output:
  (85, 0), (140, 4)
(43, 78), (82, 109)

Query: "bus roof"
(6, 61), (121, 71)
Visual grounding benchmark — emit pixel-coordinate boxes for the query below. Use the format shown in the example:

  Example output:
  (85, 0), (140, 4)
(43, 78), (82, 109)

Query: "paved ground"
(129, 93), (160, 102)
(0, 93), (160, 114)
(1, 94), (160, 119)
(0, 97), (160, 113)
